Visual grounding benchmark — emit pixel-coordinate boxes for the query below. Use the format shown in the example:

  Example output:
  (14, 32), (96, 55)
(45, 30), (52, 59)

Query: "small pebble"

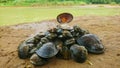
(25, 64), (32, 68)
(1, 49), (4, 51)
(12, 54), (15, 56)
(8, 42), (11, 44)
(98, 58), (103, 61)
(117, 54), (120, 56)
(87, 60), (93, 66)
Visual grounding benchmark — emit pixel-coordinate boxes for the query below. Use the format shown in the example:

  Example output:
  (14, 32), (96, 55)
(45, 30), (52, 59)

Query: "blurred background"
(0, 0), (120, 6)
(0, 0), (120, 26)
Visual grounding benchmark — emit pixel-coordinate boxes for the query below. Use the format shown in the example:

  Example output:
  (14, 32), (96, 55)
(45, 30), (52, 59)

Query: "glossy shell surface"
(36, 42), (59, 58)
(18, 41), (30, 59)
(77, 34), (105, 54)
(70, 44), (88, 63)
(30, 54), (48, 66)
(57, 13), (73, 23)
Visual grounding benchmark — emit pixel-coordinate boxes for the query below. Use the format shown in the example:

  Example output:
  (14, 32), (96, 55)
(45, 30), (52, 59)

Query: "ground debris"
(87, 60), (93, 66)
(117, 54), (120, 56)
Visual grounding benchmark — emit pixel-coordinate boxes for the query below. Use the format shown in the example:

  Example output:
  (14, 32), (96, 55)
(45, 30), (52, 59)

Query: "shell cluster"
(18, 13), (105, 66)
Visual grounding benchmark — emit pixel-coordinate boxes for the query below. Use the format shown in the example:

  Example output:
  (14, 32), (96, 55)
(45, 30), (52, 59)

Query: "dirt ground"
(0, 16), (120, 68)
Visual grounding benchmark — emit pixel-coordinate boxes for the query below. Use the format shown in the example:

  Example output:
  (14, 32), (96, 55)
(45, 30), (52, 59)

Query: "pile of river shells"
(18, 13), (105, 66)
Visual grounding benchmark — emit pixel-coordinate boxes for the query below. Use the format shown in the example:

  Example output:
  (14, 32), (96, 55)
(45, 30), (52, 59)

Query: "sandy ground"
(0, 16), (120, 68)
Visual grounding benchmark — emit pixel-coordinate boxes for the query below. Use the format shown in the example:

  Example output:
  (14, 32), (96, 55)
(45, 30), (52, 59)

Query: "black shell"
(18, 38), (37, 59)
(70, 44), (88, 63)
(77, 34), (105, 54)
(30, 54), (48, 66)
(18, 41), (30, 59)
(72, 25), (89, 38)
(40, 37), (49, 44)
(36, 42), (59, 58)
(45, 32), (57, 40)
(64, 38), (75, 46)
(56, 45), (71, 60)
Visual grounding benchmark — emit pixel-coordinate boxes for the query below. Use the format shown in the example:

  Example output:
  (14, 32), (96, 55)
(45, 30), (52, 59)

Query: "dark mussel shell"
(64, 38), (75, 46)
(70, 44), (88, 63)
(56, 46), (71, 60)
(18, 38), (38, 59)
(40, 37), (49, 44)
(72, 25), (89, 38)
(36, 42), (59, 58)
(59, 46), (71, 60)
(77, 34), (105, 54)
(30, 54), (48, 66)
(18, 41), (31, 59)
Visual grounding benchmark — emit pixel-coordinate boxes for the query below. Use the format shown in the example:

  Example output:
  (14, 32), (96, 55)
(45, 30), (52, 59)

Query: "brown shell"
(57, 13), (73, 23)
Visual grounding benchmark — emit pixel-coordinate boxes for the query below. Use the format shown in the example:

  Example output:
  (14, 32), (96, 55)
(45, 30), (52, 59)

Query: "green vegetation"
(0, 7), (120, 26)
(0, 0), (119, 26)
(0, 0), (120, 6)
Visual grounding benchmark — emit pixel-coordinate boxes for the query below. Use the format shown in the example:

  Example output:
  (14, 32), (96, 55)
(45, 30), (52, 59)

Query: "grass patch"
(0, 6), (120, 26)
